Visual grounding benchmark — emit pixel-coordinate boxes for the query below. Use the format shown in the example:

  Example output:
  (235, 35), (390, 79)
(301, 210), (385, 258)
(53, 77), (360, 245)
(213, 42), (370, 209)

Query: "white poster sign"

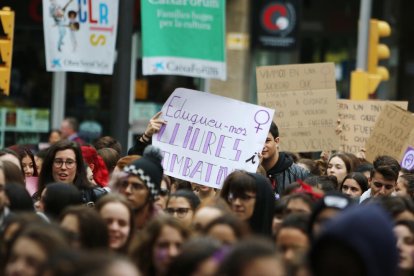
(43, 0), (119, 74)
(153, 88), (275, 189)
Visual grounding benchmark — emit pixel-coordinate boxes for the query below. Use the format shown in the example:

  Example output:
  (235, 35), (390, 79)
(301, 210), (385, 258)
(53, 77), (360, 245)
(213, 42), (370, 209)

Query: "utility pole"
(110, 0), (134, 155)
(355, 0), (372, 71)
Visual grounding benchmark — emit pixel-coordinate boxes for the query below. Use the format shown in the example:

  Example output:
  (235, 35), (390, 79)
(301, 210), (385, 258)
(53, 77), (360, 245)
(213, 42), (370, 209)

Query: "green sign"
(141, 0), (226, 80)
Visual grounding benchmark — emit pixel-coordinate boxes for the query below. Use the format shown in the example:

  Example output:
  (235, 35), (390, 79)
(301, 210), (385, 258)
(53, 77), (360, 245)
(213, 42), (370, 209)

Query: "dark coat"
(266, 152), (310, 196)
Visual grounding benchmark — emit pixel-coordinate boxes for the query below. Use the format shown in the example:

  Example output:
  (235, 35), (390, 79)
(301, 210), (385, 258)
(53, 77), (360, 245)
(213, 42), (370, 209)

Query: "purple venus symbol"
(254, 110), (271, 133)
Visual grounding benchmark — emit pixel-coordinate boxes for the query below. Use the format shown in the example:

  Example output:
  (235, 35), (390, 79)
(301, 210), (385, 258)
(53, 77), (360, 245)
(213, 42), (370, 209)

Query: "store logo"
(261, 2), (296, 36)
(51, 58), (62, 68)
(152, 62), (165, 72)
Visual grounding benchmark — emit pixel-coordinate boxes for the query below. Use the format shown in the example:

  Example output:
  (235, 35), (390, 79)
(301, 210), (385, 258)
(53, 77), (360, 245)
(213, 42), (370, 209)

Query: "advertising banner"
(141, 0), (226, 80)
(152, 88), (274, 188)
(43, 0), (119, 74)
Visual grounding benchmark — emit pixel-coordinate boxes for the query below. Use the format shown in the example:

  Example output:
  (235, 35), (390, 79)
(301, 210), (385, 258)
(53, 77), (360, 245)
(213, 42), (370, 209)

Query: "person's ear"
(274, 137), (280, 144)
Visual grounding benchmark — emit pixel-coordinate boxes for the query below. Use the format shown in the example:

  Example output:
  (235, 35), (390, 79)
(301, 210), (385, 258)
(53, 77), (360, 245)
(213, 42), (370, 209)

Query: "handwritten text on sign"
(153, 88), (274, 189)
(365, 103), (414, 163)
(337, 100), (408, 154)
(257, 63), (338, 152)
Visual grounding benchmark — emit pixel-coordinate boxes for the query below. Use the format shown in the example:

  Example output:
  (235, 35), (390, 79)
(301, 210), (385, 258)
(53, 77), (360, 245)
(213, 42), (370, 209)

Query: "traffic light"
(350, 19), (391, 100)
(368, 19), (391, 82)
(0, 7), (14, 95)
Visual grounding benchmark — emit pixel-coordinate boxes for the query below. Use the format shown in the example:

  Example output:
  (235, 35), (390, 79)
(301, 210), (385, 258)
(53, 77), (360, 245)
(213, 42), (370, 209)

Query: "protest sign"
(141, 0), (226, 80)
(401, 146), (414, 171)
(152, 88), (274, 188)
(365, 103), (414, 163)
(25, 177), (38, 197)
(257, 62), (338, 152)
(337, 100), (408, 154)
(43, 0), (119, 74)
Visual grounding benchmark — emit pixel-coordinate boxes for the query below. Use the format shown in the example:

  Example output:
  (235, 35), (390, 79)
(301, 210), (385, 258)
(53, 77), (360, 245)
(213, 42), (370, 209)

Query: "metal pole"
(51, 72), (66, 130)
(110, 0), (134, 155)
(356, 0), (372, 70)
(128, 33), (138, 151)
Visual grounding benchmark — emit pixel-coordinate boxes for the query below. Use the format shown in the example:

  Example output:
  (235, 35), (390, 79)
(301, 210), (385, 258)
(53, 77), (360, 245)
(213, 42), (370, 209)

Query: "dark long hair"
(15, 146), (38, 177)
(38, 140), (90, 195)
(220, 170), (275, 237)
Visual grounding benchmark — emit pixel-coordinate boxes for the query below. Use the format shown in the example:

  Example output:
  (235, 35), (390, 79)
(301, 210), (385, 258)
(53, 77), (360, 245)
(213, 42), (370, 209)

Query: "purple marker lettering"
(183, 157), (193, 176)
(189, 161), (203, 179)
(216, 166), (229, 185)
(180, 109), (190, 120)
(215, 135), (229, 159)
(165, 96), (181, 118)
(161, 151), (170, 168)
(254, 110), (271, 133)
(202, 132), (216, 154)
(183, 126), (193, 148)
(190, 114), (198, 125)
(170, 154), (184, 173)
(168, 123), (180, 146)
(232, 139), (243, 161)
(189, 128), (205, 152)
(204, 162), (215, 182)
(174, 99), (187, 119)
(189, 128), (200, 150)
(156, 124), (167, 142)
(207, 119), (216, 127)
(199, 116), (207, 125)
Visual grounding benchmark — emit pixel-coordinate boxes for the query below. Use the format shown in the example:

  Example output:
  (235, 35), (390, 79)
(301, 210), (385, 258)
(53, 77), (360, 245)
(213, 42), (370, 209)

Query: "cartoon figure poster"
(43, 0), (119, 74)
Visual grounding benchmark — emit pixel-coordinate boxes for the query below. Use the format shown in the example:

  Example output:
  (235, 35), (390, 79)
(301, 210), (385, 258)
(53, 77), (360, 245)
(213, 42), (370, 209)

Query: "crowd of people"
(0, 114), (413, 276)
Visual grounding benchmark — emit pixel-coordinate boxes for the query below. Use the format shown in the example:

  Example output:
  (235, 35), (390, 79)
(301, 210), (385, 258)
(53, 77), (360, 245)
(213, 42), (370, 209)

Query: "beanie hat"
(309, 204), (398, 276)
(123, 146), (163, 200)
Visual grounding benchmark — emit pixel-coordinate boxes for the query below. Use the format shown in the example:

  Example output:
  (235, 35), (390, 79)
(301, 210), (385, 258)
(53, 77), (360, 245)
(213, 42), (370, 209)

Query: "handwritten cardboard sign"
(337, 100), (408, 154)
(365, 103), (414, 163)
(153, 88), (275, 188)
(257, 62), (338, 152)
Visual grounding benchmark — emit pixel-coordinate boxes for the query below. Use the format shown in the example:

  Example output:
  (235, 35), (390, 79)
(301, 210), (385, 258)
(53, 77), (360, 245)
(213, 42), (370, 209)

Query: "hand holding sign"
(144, 111), (167, 138)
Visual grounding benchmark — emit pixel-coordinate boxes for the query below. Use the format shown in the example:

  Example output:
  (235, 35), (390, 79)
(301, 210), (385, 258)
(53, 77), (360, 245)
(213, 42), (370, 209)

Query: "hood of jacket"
(267, 152), (293, 175)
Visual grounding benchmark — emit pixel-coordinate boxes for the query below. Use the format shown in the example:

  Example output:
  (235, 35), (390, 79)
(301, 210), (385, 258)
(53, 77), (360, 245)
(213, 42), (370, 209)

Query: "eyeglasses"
(372, 181), (394, 190)
(121, 180), (147, 191)
(165, 207), (191, 218)
(159, 188), (169, 197)
(227, 192), (256, 203)
(53, 158), (76, 169)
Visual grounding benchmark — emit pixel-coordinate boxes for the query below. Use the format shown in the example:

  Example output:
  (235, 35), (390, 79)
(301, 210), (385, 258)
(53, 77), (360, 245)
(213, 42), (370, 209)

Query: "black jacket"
(266, 152), (309, 196)
(127, 134), (150, 156)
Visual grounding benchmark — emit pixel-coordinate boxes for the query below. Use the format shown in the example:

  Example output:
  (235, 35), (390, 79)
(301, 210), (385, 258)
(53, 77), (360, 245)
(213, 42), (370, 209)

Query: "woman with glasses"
(165, 189), (200, 227)
(37, 140), (106, 205)
(220, 170), (275, 237)
(154, 175), (172, 210)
